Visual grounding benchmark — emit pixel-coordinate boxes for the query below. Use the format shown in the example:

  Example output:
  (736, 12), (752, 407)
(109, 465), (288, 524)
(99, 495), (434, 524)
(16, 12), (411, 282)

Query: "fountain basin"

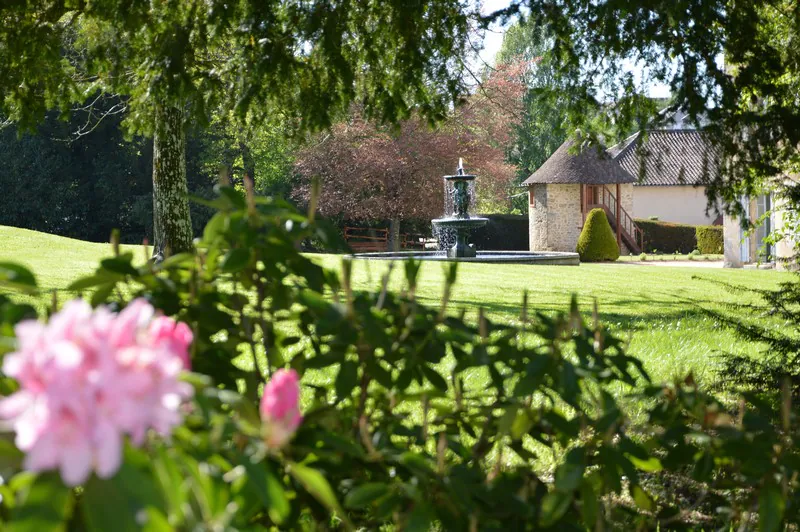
(349, 250), (580, 265)
(431, 216), (489, 258)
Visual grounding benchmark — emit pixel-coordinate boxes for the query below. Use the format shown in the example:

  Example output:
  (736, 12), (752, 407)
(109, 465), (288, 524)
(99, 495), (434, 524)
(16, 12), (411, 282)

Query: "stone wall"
(528, 183), (582, 252)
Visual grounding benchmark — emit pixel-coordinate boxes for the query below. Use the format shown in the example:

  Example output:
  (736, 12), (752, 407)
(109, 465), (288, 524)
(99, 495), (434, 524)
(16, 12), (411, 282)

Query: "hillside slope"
(0, 225), (149, 294)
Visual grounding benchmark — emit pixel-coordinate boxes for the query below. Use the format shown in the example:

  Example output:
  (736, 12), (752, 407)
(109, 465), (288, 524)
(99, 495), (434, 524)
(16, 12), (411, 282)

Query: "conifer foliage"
(576, 208), (620, 262)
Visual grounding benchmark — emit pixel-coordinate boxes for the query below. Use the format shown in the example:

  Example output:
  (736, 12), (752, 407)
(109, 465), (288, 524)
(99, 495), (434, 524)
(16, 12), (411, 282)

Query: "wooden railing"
(584, 185), (643, 253)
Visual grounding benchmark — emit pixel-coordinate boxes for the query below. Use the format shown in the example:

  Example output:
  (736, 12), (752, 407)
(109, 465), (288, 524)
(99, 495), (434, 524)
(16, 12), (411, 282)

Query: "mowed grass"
(311, 256), (790, 385)
(0, 225), (792, 385)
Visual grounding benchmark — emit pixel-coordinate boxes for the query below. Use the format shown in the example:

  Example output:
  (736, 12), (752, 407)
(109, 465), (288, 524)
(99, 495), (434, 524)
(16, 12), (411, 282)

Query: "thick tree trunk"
(152, 104), (193, 260)
(389, 218), (401, 252)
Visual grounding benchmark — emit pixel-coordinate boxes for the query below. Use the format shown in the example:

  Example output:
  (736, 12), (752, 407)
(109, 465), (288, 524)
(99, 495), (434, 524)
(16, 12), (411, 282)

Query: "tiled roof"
(608, 129), (719, 186)
(522, 139), (637, 185)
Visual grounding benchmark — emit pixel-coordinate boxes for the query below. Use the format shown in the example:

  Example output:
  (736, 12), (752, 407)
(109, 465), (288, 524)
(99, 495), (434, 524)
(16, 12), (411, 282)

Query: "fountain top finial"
(444, 158), (476, 181)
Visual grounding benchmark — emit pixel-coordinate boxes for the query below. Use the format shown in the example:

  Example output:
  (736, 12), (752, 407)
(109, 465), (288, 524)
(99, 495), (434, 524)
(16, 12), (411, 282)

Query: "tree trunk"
(152, 103), (193, 261)
(238, 134), (255, 186)
(389, 218), (401, 252)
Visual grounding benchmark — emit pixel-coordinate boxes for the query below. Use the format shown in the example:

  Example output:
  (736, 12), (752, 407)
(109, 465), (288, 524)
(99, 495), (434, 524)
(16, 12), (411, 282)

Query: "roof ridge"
(607, 131), (640, 160)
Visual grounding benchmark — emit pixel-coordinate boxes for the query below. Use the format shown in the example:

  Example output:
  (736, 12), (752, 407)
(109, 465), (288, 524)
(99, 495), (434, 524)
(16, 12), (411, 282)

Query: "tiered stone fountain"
(350, 160), (579, 265)
(432, 159), (488, 258)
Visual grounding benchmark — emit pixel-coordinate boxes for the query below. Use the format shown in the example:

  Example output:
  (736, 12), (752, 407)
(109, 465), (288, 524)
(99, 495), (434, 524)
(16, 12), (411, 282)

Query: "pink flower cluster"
(260, 369), (302, 448)
(0, 299), (193, 486)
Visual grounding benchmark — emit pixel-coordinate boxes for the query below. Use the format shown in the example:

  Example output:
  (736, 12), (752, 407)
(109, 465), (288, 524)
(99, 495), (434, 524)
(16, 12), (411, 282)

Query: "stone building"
(523, 140), (639, 253)
(608, 129), (721, 226)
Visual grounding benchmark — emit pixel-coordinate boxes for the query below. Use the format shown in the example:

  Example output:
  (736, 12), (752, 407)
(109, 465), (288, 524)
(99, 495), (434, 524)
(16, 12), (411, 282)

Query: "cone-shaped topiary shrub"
(577, 208), (620, 262)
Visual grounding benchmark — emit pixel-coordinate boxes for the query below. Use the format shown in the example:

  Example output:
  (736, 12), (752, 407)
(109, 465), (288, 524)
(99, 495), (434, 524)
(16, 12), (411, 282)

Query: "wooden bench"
(344, 227), (389, 252)
(344, 227), (432, 252)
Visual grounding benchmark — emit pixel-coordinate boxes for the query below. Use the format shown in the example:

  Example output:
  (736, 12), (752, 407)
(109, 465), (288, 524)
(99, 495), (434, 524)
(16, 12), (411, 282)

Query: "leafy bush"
(576, 208), (620, 261)
(470, 214), (529, 250)
(1, 189), (800, 530)
(696, 225), (724, 254)
(635, 218), (697, 253)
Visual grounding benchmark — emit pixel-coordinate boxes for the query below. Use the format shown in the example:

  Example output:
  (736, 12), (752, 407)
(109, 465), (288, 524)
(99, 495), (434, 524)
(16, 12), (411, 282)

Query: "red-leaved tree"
(292, 65), (526, 241)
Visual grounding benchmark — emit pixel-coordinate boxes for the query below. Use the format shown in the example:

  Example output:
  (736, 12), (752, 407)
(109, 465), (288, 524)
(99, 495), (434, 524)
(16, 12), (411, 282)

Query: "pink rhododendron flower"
(0, 298), (194, 486)
(260, 369), (302, 448)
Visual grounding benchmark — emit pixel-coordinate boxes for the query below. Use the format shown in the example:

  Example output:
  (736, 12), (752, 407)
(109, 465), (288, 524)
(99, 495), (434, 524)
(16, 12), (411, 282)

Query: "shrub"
(2, 189), (800, 530)
(577, 208), (620, 261)
(470, 214), (529, 250)
(696, 225), (724, 254)
(635, 218), (697, 253)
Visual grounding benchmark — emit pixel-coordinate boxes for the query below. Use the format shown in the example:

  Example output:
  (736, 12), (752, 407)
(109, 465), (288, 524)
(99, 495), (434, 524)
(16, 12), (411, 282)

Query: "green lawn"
(0, 225), (791, 385)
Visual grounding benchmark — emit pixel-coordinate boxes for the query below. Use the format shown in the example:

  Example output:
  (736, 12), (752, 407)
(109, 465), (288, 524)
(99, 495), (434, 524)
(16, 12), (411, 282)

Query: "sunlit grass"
(0, 224), (791, 387)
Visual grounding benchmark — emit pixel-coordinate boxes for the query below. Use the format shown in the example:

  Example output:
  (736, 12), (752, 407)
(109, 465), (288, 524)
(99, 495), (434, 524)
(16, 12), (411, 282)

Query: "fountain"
(432, 159), (488, 258)
(349, 160), (579, 265)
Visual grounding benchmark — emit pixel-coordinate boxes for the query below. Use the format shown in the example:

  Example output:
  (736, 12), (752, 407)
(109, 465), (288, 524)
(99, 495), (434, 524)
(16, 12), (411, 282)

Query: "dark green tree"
(0, 101), (152, 242)
(0, 1), (474, 257)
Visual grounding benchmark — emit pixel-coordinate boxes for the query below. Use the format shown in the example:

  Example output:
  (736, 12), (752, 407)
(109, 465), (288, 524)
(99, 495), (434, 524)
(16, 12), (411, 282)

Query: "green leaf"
(67, 275), (116, 291)
(0, 434), (24, 470)
(630, 484), (653, 512)
(0, 262), (37, 292)
(539, 491), (572, 528)
(8, 472), (71, 532)
(81, 461), (165, 532)
(218, 187), (247, 209)
(157, 253), (196, 269)
(335, 360), (358, 402)
(90, 282), (116, 306)
(100, 255), (138, 276)
(203, 212), (228, 242)
(579, 478), (598, 528)
(627, 455), (662, 473)
(141, 508), (172, 532)
(405, 502), (434, 532)
(497, 405), (519, 435)
(287, 463), (352, 530)
(554, 447), (585, 492)
(759, 481), (785, 532)
(151, 447), (185, 521)
(221, 248), (252, 273)
(344, 483), (390, 509)
(240, 458), (290, 524)
(421, 365), (448, 392)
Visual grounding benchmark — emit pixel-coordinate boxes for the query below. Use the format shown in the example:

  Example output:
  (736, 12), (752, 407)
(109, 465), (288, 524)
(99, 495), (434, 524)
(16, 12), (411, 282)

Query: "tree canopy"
(1, 1), (473, 134)
(0, 0), (476, 255)
(485, 0), (800, 219)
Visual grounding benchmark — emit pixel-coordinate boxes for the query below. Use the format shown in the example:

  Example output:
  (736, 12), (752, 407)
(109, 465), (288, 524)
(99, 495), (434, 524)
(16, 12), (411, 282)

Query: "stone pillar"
(723, 213), (743, 268)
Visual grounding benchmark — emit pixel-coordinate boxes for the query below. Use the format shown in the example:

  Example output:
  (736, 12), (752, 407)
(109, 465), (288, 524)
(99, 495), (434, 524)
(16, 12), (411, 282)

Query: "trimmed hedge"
(471, 214), (529, 251)
(696, 225), (723, 254)
(635, 219), (698, 253)
(577, 208), (620, 262)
